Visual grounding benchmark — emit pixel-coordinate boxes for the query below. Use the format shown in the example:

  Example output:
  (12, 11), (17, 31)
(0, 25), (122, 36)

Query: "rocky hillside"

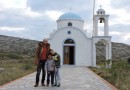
(0, 35), (39, 59)
(0, 35), (130, 60)
(96, 42), (130, 60)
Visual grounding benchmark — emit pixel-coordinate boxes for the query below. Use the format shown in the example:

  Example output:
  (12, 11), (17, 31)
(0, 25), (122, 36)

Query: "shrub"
(21, 63), (33, 70)
(108, 60), (130, 89)
(7, 53), (23, 59)
(0, 52), (24, 60)
(91, 60), (130, 89)
(0, 59), (36, 86)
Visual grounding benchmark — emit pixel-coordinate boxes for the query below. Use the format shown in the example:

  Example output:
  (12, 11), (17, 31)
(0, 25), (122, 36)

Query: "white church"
(48, 8), (112, 67)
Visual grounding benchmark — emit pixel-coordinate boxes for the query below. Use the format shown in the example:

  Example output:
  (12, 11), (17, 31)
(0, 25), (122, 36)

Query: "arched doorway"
(63, 39), (75, 65)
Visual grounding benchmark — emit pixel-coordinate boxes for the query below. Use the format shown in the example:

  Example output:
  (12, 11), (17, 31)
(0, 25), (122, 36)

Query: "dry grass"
(0, 59), (36, 86)
(90, 60), (130, 90)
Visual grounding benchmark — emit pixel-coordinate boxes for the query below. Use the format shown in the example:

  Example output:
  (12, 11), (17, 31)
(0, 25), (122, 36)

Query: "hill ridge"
(0, 35), (130, 60)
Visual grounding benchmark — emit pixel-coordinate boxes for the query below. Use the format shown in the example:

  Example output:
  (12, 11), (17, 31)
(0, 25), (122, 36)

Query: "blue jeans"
(54, 68), (61, 85)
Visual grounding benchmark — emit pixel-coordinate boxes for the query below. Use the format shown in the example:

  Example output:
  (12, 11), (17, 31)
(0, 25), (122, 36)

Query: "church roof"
(58, 12), (83, 20)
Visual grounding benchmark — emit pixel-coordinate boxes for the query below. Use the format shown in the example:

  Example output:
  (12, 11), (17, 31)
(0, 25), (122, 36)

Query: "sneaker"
(51, 84), (54, 87)
(34, 84), (38, 87)
(57, 83), (60, 87)
(46, 84), (49, 87)
(41, 83), (45, 86)
(54, 84), (57, 86)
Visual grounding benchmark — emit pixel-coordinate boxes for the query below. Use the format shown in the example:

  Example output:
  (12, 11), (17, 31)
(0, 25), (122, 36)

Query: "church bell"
(99, 18), (104, 23)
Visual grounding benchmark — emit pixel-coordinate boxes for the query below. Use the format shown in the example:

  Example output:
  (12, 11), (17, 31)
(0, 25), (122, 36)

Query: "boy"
(44, 54), (55, 87)
(49, 49), (61, 87)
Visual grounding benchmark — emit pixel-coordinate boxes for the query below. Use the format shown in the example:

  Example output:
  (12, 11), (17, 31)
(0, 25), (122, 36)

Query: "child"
(49, 49), (61, 87)
(44, 54), (55, 87)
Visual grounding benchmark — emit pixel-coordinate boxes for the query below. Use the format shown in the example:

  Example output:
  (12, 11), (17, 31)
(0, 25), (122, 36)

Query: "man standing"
(34, 38), (50, 87)
(50, 49), (61, 87)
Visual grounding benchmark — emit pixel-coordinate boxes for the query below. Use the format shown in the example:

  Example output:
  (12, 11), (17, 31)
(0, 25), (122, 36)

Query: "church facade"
(48, 8), (112, 67)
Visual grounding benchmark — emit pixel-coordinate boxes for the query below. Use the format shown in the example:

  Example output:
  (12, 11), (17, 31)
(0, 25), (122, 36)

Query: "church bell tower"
(93, 7), (109, 36)
(92, 7), (112, 67)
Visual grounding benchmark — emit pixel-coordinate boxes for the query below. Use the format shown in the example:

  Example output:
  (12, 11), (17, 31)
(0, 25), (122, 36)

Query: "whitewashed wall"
(48, 27), (92, 66)
(57, 19), (84, 30)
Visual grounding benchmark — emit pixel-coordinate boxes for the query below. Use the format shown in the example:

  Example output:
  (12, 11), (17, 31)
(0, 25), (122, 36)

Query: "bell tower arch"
(93, 7), (109, 36)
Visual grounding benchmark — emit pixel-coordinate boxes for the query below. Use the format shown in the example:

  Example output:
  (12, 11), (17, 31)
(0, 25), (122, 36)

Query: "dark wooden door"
(64, 46), (70, 64)
(64, 46), (74, 64)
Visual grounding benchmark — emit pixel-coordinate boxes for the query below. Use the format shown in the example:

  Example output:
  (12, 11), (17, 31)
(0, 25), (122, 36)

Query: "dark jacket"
(45, 58), (55, 71)
(52, 52), (61, 68)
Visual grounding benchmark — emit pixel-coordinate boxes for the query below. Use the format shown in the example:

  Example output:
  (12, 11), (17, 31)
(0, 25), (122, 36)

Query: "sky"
(0, 0), (130, 45)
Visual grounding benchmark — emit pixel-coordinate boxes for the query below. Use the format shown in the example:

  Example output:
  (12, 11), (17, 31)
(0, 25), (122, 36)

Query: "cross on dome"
(100, 5), (102, 9)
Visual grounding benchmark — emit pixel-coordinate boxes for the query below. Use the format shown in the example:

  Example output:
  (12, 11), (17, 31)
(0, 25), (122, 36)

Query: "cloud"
(26, 0), (94, 22)
(122, 33), (130, 41)
(0, 26), (27, 32)
(109, 24), (130, 44)
(22, 7), (44, 18)
(27, 0), (93, 12)
(0, 0), (27, 10)
(114, 33), (130, 44)
(109, 31), (122, 36)
(0, 0), (44, 18)
(110, 0), (130, 10)
(45, 10), (63, 21)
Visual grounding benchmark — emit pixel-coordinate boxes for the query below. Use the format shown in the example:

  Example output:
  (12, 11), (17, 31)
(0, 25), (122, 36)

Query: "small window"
(64, 39), (75, 44)
(68, 31), (71, 34)
(68, 22), (72, 26)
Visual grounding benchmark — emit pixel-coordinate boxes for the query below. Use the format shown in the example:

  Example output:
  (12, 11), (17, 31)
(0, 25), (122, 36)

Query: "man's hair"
(43, 38), (48, 42)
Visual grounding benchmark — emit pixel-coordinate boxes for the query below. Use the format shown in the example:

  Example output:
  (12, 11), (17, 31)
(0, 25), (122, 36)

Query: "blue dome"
(58, 12), (82, 20)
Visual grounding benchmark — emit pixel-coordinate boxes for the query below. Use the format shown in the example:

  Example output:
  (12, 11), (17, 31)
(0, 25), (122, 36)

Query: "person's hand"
(34, 60), (39, 65)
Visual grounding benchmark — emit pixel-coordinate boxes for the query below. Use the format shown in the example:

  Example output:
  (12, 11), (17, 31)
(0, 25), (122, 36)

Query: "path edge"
(0, 72), (35, 88)
(87, 67), (118, 90)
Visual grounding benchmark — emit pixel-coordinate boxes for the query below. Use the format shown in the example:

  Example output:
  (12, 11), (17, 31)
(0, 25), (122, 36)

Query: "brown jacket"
(36, 42), (50, 61)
